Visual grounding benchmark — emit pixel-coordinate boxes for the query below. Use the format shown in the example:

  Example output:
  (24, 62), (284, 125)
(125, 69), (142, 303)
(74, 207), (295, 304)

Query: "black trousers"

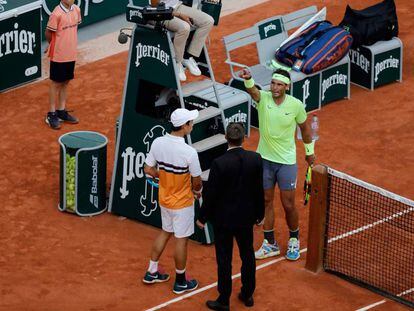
(213, 225), (256, 305)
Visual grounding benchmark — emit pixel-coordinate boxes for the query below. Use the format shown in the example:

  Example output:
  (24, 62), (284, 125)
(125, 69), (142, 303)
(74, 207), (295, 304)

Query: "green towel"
(268, 59), (292, 72)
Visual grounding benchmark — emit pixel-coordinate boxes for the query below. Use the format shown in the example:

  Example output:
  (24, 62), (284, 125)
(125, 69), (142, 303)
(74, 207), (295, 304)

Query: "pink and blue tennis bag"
(275, 21), (353, 74)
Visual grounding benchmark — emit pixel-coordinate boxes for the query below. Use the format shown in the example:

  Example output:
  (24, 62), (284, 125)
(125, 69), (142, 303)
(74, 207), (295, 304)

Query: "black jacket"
(199, 147), (265, 228)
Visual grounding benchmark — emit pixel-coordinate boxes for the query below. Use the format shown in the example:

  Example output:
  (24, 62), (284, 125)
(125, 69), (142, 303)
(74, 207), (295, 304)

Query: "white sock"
(175, 268), (186, 274)
(148, 260), (158, 274)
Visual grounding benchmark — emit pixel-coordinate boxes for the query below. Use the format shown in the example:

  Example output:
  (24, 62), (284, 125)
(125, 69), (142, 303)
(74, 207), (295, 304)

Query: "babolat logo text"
(375, 56), (399, 82)
(90, 155), (99, 208)
(135, 43), (170, 67)
(0, 23), (36, 58)
(349, 49), (370, 74)
(322, 71), (347, 100)
(264, 23), (277, 37)
(225, 110), (247, 128)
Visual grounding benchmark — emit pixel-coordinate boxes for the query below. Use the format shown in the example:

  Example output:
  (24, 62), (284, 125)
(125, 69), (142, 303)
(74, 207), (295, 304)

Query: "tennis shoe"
(286, 238), (300, 261)
(255, 239), (280, 259)
(142, 270), (170, 284)
(182, 57), (201, 76)
(173, 278), (198, 294)
(45, 112), (61, 130)
(57, 109), (79, 124)
(177, 62), (187, 81)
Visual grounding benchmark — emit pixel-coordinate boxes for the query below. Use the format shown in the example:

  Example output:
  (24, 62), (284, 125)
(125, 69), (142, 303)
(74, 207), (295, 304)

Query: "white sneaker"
(177, 62), (186, 81)
(255, 239), (280, 260)
(182, 57), (201, 76)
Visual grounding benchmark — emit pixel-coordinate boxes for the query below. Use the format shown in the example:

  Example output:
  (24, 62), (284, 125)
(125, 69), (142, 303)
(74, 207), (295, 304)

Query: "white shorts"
(160, 205), (195, 238)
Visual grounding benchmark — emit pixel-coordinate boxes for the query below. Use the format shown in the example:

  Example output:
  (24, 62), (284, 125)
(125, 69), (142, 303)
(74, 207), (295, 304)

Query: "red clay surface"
(1, 0), (413, 310)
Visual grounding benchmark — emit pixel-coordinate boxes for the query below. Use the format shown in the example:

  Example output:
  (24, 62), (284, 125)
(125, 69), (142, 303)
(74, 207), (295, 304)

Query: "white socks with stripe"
(148, 260), (158, 274)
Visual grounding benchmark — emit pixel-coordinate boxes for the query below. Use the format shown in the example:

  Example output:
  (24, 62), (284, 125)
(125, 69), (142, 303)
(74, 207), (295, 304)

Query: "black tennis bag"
(339, 0), (398, 47)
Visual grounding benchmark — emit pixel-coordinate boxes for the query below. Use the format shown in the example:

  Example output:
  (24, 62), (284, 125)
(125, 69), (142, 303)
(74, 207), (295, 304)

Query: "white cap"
(170, 108), (199, 127)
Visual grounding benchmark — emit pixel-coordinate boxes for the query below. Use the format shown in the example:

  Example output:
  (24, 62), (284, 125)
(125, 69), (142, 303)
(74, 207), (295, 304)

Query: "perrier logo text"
(374, 55), (399, 82)
(135, 43), (170, 67)
(0, 23), (36, 58)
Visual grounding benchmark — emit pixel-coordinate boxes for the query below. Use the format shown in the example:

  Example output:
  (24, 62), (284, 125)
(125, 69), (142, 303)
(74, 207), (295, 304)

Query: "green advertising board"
(109, 26), (175, 227)
(291, 73), (320, 112)
(349, 38), (402, 90)
(321, 63), (349, 106)
(258, 18), (283, 40)
(110, 25), (219, 244)
(373, 47), (401, 88)
(41, 0), (129, 34)
(349, 46), (372, 89)
(0, 1), (42, 91)
(223, 102), (249, 134)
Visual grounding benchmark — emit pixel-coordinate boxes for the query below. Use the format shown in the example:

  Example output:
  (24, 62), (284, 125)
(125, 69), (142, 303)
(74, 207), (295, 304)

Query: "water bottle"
(296, 114), (319, 140)
(311, 114), (319, 141)
(296, 125), (303, 140)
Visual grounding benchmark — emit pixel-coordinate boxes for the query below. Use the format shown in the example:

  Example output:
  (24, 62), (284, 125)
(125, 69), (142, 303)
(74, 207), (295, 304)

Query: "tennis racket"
(303, 166), (312, 206)
(146, 175), (159, 188)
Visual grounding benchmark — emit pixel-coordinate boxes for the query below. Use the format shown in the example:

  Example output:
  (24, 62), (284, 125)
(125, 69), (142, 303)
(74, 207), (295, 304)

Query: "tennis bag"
(339, 0), (398, 47)
(275, 21), (353, 74)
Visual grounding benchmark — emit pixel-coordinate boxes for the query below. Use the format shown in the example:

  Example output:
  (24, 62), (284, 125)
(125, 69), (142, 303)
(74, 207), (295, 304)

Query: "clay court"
(0, 0), (413, 310)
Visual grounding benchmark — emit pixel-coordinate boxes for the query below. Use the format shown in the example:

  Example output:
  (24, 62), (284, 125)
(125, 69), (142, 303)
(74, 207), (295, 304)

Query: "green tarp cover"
(60, 132), (107, 150)
(0, 0), (42, 19)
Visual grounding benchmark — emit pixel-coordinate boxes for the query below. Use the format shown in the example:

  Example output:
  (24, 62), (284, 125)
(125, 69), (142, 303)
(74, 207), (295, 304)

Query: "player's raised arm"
(239, 69), (261, 103)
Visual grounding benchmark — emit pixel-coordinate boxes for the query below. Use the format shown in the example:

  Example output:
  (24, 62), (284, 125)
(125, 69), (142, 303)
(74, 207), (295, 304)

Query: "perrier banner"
(0, 0), (42, 91)
(109, 26), (177, 227)
(41, 0), (129, 34)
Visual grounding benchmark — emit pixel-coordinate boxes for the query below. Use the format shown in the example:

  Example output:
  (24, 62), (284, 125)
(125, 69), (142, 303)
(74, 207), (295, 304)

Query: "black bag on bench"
(339, 0), (398, 47)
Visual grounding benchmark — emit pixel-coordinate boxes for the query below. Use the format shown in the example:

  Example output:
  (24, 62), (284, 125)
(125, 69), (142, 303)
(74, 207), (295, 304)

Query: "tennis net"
(323, 167), (414, 308)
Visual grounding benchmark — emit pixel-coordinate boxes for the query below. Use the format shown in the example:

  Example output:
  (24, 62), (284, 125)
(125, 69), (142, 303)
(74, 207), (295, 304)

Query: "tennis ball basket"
(58, 131), (108, 216)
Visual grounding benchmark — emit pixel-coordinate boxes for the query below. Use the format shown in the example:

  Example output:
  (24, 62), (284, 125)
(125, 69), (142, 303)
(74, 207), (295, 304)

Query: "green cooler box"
(0, 0), (42, 92)
(59, 131), (108, 216)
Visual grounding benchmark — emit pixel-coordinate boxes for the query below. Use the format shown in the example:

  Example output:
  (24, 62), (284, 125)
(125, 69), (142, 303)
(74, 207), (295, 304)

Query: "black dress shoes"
(206, 300), (230, 311)
(238, 292), (254, 307)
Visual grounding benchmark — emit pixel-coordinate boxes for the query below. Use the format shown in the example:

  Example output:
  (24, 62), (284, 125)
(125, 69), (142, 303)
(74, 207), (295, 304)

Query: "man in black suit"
(197, 123), (265, 311)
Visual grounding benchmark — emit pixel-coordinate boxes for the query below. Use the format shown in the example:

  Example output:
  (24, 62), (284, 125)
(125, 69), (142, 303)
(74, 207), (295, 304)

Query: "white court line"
(328, 206), (414, 243)
(356, 288), (414, 310)
(355, 300), (387, 311)
(145, 248), (307, 311)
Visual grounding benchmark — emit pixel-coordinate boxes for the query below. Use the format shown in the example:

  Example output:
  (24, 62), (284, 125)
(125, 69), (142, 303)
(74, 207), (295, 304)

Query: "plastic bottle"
(296, 114), (319, 140)
(311, 114), (319, 141)
(296, 125), (303, 140)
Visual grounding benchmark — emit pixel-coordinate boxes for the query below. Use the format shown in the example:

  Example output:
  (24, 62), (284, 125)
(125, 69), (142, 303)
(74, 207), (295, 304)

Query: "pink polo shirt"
(47, 3), (82, 63)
